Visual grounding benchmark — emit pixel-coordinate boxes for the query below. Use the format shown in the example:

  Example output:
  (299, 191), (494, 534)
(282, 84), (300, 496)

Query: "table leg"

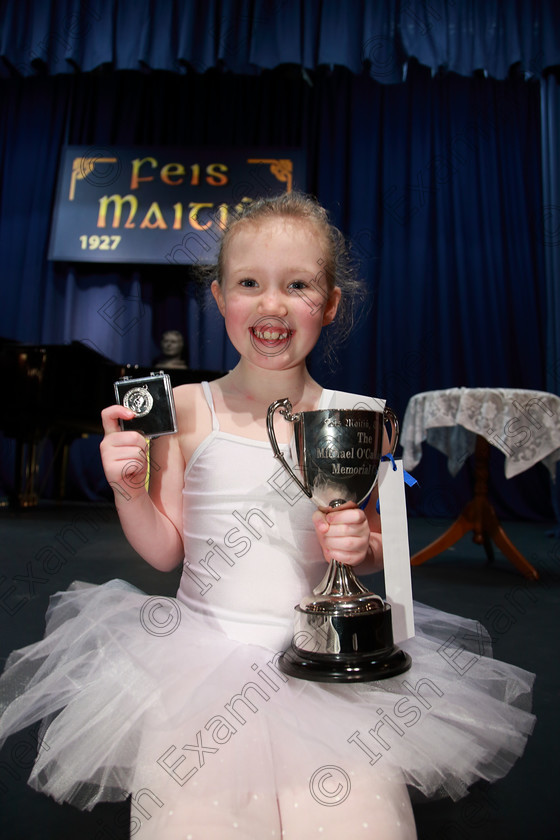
(411, 435), (539, 580)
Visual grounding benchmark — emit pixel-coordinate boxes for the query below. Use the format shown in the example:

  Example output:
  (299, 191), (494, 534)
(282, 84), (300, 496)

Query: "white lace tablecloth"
(401, 388), (560, 479)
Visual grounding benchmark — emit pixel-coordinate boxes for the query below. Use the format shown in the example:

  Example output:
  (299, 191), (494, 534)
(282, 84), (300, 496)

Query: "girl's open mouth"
(251, 326), (292, 343)
(249, 317), (294, 355)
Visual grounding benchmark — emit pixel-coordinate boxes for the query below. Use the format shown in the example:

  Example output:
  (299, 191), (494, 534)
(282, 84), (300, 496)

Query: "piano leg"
(15, 439), (40, 507)
(50, 432), (75, 501)
(10, 433), (86, 507)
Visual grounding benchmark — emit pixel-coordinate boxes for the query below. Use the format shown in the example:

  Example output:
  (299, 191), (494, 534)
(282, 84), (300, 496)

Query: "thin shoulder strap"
(200, 381), (220, 431)
(318, 388), (334, 409)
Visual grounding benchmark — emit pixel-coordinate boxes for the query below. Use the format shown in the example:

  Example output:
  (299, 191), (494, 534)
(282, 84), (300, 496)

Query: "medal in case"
(114, 371), (177, 438)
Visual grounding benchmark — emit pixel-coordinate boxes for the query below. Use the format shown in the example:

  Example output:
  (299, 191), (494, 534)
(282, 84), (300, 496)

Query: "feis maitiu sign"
(48, 146), (306, 264)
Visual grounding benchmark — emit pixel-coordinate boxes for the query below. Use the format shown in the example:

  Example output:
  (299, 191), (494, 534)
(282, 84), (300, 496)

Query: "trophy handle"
(266, 399), (312, 498)
(384, 406), (400, 456)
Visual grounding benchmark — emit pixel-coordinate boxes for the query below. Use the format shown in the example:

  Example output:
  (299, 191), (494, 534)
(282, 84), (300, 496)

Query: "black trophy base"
(278, 643), (411, 683)
(279, 601), (412, 683)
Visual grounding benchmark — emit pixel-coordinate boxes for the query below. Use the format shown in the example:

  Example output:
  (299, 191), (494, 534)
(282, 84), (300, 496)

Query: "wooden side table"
(401, 388), (560, 581)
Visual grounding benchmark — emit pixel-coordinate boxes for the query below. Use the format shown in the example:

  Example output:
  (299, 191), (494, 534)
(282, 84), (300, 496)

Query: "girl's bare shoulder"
(172, 381), (215, 459)
(173, 381), (203, 412)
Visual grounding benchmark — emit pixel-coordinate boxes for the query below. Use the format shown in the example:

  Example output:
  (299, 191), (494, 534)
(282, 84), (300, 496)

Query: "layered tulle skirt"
(0, 579), (535, 839)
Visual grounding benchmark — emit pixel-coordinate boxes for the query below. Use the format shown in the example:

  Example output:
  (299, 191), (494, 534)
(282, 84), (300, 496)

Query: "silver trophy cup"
(267, 399), (412, 682)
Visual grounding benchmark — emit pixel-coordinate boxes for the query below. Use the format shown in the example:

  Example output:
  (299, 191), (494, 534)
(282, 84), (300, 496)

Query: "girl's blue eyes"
(238, 279), (308, 290)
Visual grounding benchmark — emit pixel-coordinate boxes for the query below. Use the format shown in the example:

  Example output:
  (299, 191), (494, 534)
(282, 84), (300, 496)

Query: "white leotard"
(177, 381), (329, 648)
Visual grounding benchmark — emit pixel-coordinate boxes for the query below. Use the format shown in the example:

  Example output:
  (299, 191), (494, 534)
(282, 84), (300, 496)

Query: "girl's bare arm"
(100, 405), (185, 571)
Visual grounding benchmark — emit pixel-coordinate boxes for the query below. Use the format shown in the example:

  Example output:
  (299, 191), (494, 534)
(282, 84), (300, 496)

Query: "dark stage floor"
(0, 504), (558, 840)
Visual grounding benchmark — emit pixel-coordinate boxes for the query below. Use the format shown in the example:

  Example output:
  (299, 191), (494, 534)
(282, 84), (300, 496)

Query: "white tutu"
(0, 577), (535, 839)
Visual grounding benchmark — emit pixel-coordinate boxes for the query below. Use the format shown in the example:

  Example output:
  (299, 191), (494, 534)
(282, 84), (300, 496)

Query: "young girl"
(0, 194), (534, 840)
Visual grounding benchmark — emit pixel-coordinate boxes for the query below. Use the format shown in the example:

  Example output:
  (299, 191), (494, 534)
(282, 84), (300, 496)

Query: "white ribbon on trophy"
(323, 389), (415, 644)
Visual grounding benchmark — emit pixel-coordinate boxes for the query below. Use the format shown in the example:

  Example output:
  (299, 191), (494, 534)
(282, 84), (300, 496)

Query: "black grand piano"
(1, 338), (224, 506)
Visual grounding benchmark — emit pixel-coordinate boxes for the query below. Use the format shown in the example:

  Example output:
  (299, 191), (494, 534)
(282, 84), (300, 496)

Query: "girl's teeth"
(254, 329), (288, 340)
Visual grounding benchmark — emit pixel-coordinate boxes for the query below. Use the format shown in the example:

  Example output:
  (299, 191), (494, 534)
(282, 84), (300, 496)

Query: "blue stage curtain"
(541, 70), (560, 395)
(0, 65), (552, 521)
(0, 0), (558, 81)
(0, 0), (558, 518)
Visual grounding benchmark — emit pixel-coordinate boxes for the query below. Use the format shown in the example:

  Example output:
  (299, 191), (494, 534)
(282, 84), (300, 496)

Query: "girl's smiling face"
(212, 217), (341, 369)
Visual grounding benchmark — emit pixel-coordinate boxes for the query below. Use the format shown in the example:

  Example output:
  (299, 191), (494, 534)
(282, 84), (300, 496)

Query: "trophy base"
(278, 644), (411, 683)
(279, 601), (412, 683)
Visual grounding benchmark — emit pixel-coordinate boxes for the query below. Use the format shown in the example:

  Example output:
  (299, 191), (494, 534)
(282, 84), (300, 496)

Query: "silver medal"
(123, 386), (153, 417)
